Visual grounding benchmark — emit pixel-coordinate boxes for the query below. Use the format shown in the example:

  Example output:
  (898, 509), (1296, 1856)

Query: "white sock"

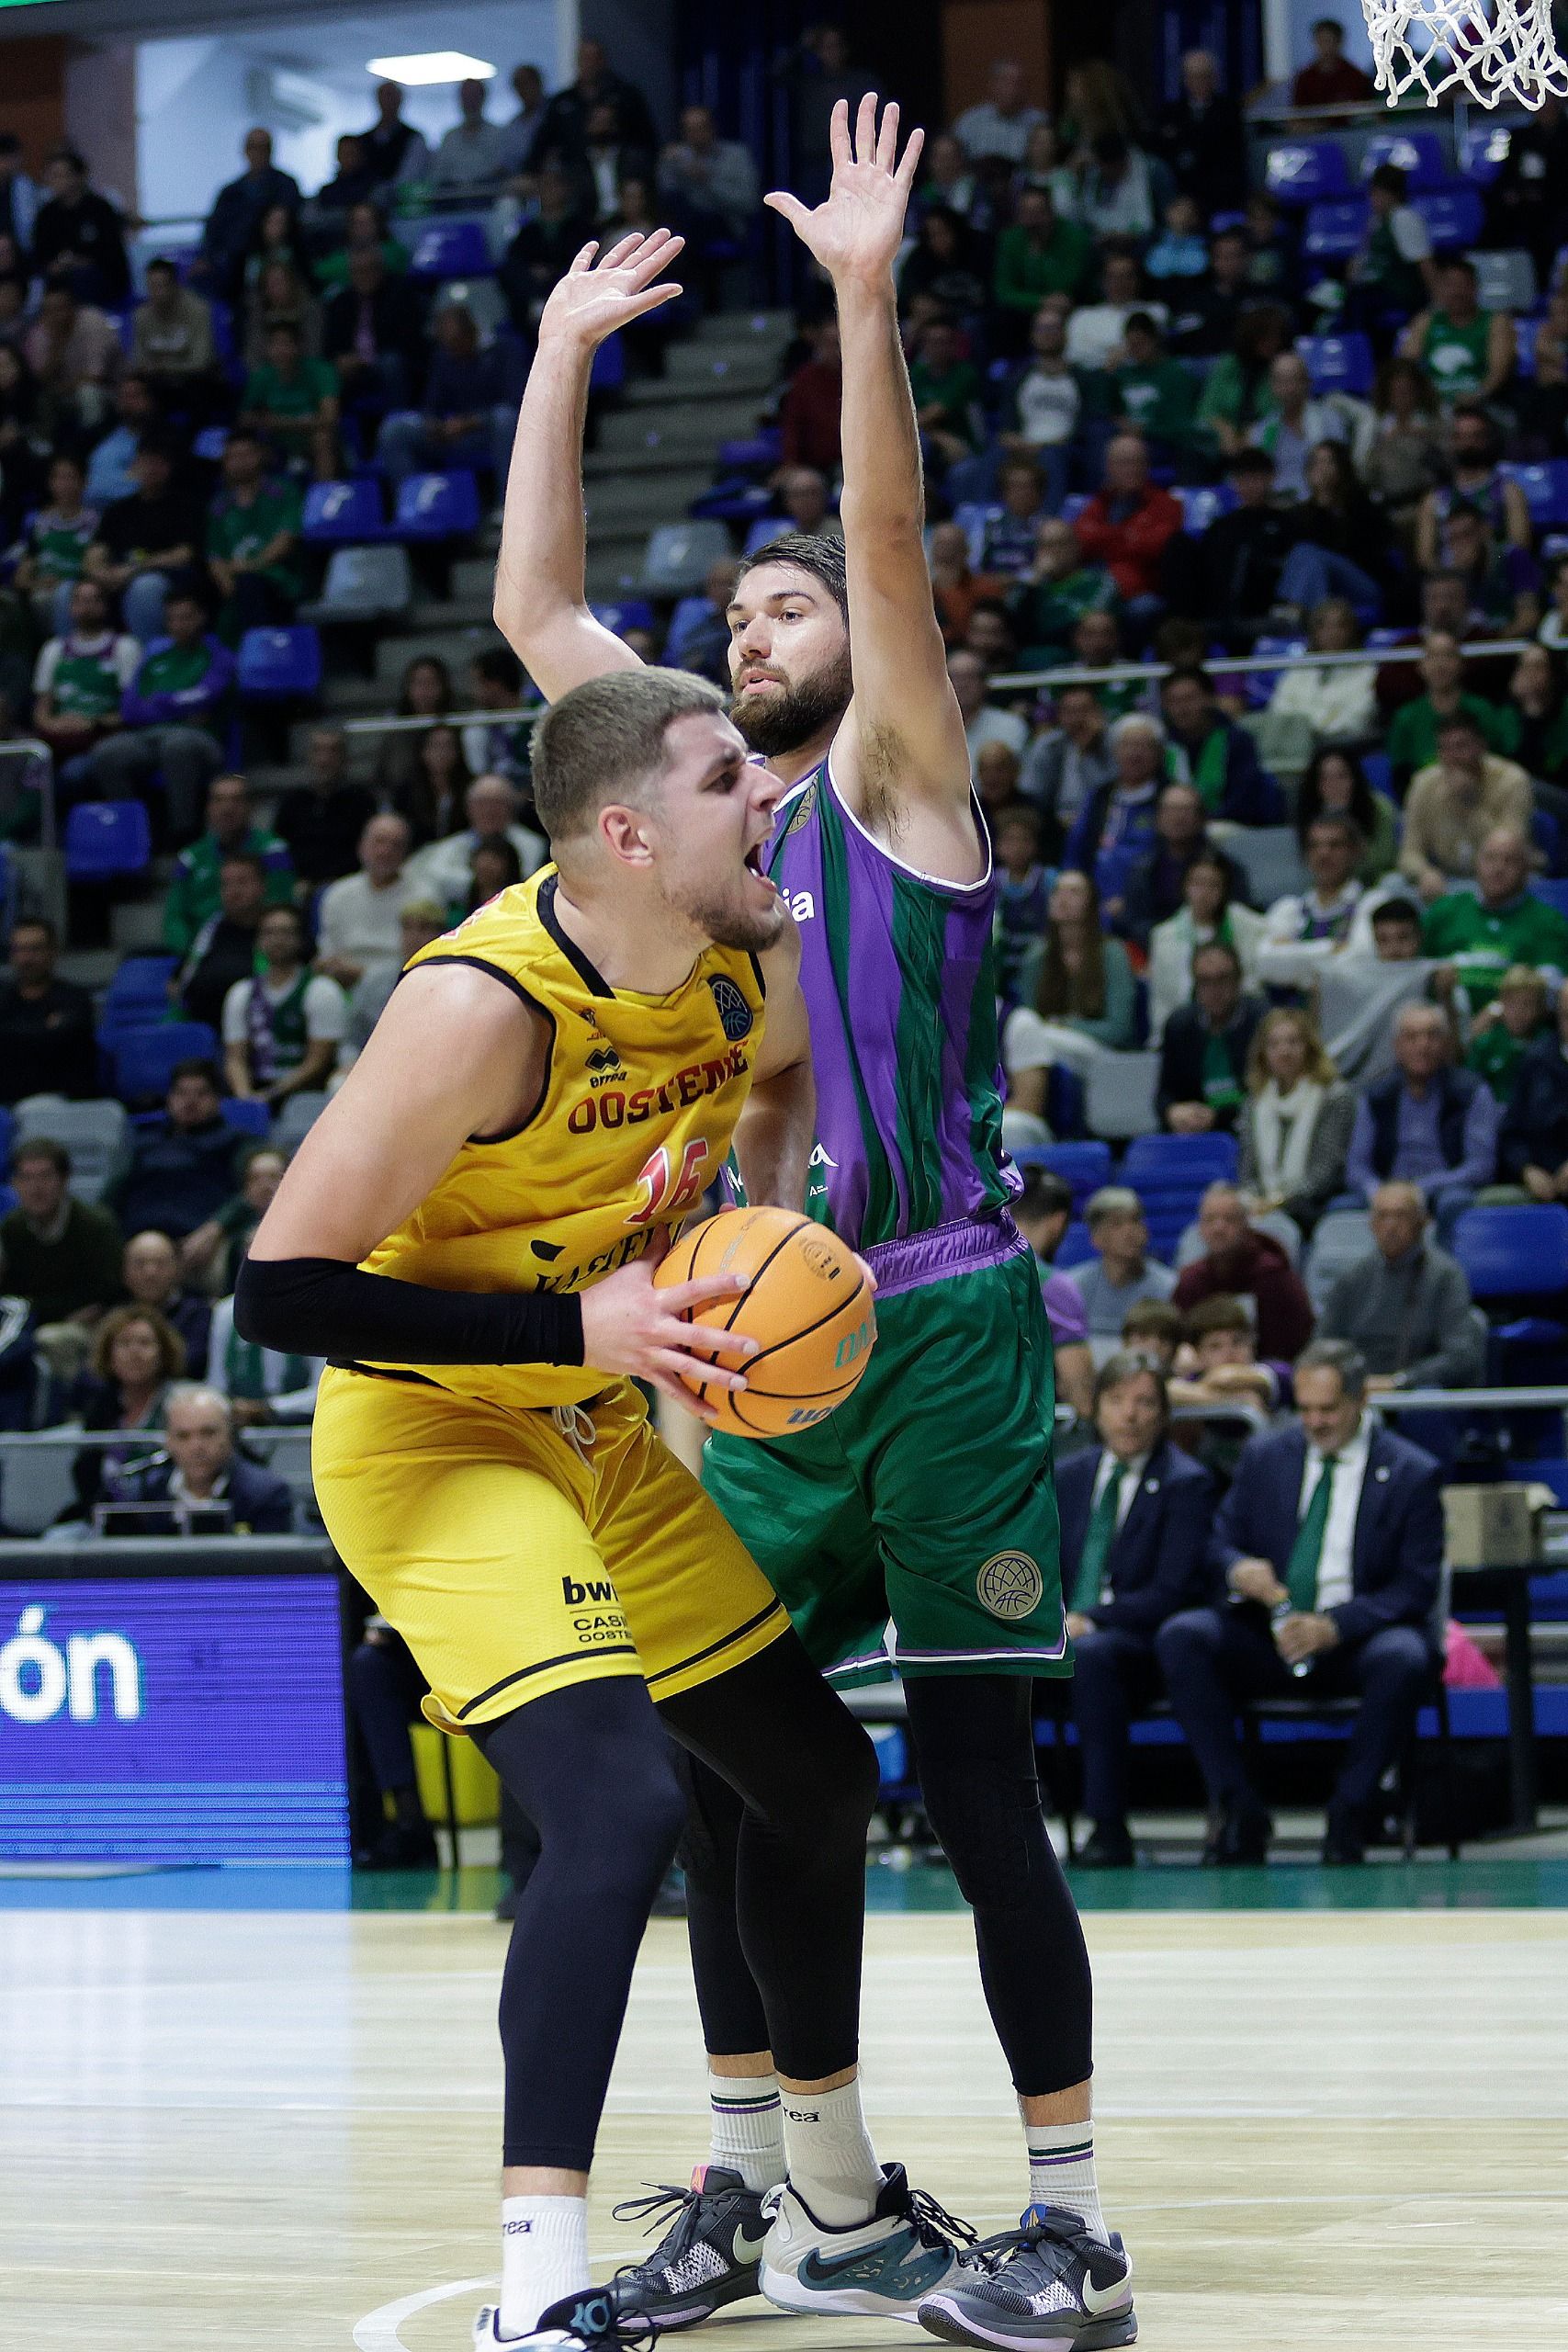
(781, 2075), (883, 2227)
(499, 2195), (590, 2341)
(707, 2067), (787, 2192)
(1022, 2111), (1109, 2245)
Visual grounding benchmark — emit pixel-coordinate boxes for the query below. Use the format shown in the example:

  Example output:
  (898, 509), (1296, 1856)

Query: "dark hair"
(1295, 1336), (1368, 1397)
(1374, 354), (1438, 417)
(1184, 1292), (1253, 1341)
(1016, 1167), (1073, 1223)
(1371, 895), (1423, 930)
(1161, 663), (1213, 698)
(1438, 708), (1486, 741)
(224, 424), (266, 454)
(1036, 869), (1109, 1021)
(1183, 848), (1237, 912)
(1193, 935), (1242, 978)
(737, 531), (849, 620)
(1123, 309), (1161, 342)
(48, 146), (87, 175)
(92, 1303), (186, 1388)
(397, 654), (453, 718)
(531, 667), (728, 841)
(13, 1136), (70, 1178)
(1093, 1349), (1170, 1430)
(1296, 746), (1380, 852)
(257, 899), (305, 933)
(1303, 809), (1364, 853)
(468, 839), (525, 906)
(219, 850), (266, 878)
(1368, 163), (1408, 198)
(1227, 445), (1274, 478)
(1305, 438), (1366, 515)
(168, 1057), (223, 1094)
(135, 431), (181, 466)
(472, 645), (523, 692)
(1122, 1298), (1183, 1350)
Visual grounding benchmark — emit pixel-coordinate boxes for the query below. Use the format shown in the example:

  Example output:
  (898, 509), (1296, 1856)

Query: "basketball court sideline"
(5, 1888), (1565, 2349)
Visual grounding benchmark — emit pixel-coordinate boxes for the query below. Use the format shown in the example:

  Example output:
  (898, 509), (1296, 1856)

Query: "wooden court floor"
(4, 1900), (1566, 2349)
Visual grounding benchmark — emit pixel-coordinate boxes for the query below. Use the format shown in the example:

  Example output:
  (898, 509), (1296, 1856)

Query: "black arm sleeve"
(233, 1255), (584, 1368)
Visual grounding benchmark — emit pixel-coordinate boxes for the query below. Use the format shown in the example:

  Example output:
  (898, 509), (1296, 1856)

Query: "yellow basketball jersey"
(359, 870), (767, 1409)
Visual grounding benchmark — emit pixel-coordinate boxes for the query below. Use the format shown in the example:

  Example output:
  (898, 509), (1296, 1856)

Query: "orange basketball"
(653, 1205), (877, 1439)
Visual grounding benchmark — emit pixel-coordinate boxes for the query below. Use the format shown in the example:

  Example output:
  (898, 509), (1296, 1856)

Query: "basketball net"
(1362, 0), (1568, 104)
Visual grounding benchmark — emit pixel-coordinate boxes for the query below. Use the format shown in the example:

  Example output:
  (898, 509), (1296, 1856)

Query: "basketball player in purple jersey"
(498, 96), (1135, 2351)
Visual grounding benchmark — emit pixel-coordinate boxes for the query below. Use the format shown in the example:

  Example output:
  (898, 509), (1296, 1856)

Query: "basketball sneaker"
(603, 2164), (769, 2328)
(760, 2162), (976, 2321)
(916, 2205), (1135, 2350)
(473, 2284), (657, 2349)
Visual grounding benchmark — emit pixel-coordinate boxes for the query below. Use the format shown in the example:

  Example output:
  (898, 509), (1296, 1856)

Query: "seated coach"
(1156, 1338), (1443, 1866)
(1055, 1351), (1212, 1866)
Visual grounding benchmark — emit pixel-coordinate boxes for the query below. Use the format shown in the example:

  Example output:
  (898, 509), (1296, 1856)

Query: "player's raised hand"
(580, 1243), (756, 1423)
(764, 95), (923, 288)
(537, 230), (686, 352)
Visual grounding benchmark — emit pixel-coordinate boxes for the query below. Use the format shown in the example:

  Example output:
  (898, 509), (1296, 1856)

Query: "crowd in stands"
(2, 28), (1566, 1861)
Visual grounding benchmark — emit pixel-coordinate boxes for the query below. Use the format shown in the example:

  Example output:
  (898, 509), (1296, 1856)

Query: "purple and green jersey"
(768, 756), (1019, 1255)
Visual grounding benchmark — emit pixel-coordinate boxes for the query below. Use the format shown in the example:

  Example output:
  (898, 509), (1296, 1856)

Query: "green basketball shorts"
(702, 1212), (1068, 1684)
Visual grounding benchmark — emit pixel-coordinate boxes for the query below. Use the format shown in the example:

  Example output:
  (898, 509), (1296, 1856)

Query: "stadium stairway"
(57, 310), (795, 978)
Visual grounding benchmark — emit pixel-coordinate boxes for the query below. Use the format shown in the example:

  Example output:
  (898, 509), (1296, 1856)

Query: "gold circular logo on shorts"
(976, 1551), (1043, 1621)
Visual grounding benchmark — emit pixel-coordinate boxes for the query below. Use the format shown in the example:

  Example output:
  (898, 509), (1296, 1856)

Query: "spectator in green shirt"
(1008, 516), (1122, 663)
(992, 187), (1091, 347)
(1107, 311), (1198, 457)
(90, 583), (237, 841)
(241, 320), (339, 481)
(1387, 631), (1510, 793)
(1465, 963), (1553, 1102)
(313, 198), (411, 291)
(908, 314), (983, 469)
(1423, 826), (1568, 1013)
(206, 426), (304, 644)
(163, 771), (295, 954)
(14, 450), (99, 635)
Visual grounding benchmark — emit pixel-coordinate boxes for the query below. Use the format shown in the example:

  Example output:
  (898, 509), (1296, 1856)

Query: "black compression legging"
(473, 1633), (878, 2172)
(682, 1672), (1094, 2098)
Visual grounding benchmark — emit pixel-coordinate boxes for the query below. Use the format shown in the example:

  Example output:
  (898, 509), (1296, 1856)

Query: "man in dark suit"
(1056, 1351), (1212, 1865)
(323, 246), (426, 424)
(1157, 1339), (1443, 1864)
(102, 1382), (294, 1534)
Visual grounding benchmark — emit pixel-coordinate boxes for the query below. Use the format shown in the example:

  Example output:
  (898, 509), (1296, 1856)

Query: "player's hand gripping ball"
(653, 1205), (877, 1438)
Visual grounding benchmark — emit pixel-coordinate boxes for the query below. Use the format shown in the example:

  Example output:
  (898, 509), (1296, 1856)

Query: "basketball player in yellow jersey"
(233, 668), (963, 2351)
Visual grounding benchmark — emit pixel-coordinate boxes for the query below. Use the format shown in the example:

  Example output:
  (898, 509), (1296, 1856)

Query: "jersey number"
(628, 1139), (711, 1226)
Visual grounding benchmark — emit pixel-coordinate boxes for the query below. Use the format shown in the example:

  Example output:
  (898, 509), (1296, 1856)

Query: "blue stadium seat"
(302, 479), (385, 544)
(1458, 126), (1511, 184)
(1266, 141), (1351, 204)
(1362, 750), (1395, 801)
(1303, 198), (1370, 262)
(742, 512), (790, 557)
(1530, 878), (1568, 922)
(590, 334), (626, 393)
(409, 220), (492, 279)
(1501, 460), (1568, 526)
(1451, 1204), (1568, 1301)
(100, 953), (178, 1033)
(392, 470), (482, 541)
(1054, 1219), (1094, 1271)
(1413, 189), (1484, 252)
(589, 598), (656, 639)
(220, 1096), (271, 1138)
(1296, 332), (1374, 397)
(111, 1023), (220, 1102)
(64, 801), (152, 882)
(1122, 1133), (1239, 1188)
(1016, 1140), (1112, 1207)
(1057, 492), (1091, 526)
(194, 425), (229, 462)
(237, 626), (322, 700)
(717, 429), (782, 472)
(0, 1103), (12, 1171)
(1362, 130), (1449, 190)
(1515, 317), (1540, 379)
(1533, 807), (1561, 871)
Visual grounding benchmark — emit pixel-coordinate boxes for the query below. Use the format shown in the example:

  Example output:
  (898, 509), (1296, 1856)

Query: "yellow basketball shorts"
(312, 1366), (789, 1732)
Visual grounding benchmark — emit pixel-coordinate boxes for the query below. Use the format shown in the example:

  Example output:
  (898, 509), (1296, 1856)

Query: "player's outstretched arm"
(767, 98), (972, 832)
(493, 232), (685, 701)
(733, 916), (815, 1213)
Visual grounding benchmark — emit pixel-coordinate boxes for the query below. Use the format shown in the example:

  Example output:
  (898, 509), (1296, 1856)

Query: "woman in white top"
(1235, 1006), (1358, 1238)
(1147, 849), (1267, 1038)
(1264, 597), (1378, 748)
